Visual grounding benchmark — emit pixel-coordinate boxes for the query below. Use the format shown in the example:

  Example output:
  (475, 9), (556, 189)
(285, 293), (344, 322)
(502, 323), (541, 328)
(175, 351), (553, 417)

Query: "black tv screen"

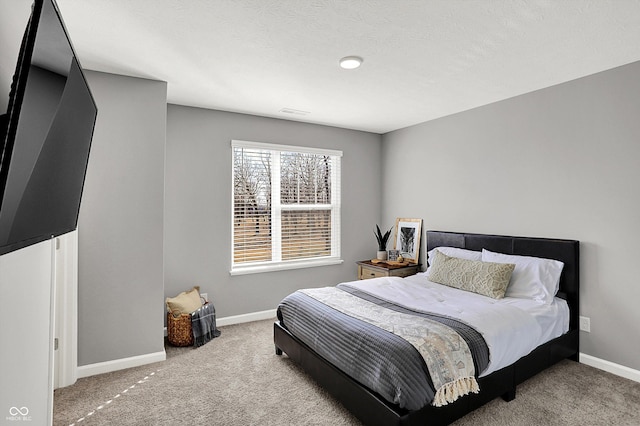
(0, 0), (96, 256)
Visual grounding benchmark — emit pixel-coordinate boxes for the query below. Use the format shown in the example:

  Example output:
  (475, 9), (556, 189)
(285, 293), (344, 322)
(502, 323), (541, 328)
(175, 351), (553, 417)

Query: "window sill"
(230, 258), (343, 276)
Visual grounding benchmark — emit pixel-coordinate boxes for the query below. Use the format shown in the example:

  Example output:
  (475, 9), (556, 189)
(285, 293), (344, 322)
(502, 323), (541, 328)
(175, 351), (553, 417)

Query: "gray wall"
(77, 71), (166, 366)
(165, 105), (381, 317)
(381, 60), (640, 372)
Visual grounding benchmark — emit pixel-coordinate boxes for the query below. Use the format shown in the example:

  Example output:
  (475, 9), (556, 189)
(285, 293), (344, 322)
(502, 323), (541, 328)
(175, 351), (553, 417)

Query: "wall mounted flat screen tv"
(0, 0), (97, 256)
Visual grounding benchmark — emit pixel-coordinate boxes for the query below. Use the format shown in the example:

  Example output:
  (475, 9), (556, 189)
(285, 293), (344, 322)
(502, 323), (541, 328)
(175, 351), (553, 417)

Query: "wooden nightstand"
(356, 260), (420, 280)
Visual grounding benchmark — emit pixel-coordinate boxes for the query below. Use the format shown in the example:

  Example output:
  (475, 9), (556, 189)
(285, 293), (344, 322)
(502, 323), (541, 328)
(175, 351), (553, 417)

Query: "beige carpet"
(54, 319), (640, 425)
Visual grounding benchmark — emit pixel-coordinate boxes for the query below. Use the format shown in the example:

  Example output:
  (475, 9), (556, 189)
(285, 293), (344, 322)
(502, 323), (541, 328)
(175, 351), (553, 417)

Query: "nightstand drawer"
(358, 266), (388, 280)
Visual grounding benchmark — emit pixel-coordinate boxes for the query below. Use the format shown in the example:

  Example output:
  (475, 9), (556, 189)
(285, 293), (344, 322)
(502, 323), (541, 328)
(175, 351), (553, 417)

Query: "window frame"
(230, 140), (343, 275)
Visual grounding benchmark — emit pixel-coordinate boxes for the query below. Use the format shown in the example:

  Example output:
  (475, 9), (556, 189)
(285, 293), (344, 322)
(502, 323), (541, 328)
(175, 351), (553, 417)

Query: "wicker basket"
(167, 310), (193, 347)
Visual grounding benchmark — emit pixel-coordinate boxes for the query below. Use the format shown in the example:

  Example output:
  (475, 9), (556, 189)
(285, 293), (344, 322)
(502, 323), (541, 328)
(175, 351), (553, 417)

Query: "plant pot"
(376, 250), (387, 261)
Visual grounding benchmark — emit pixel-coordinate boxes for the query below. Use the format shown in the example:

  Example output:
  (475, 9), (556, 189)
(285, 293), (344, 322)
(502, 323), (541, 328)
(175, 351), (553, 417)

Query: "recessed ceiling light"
(339, 56), (363, 70)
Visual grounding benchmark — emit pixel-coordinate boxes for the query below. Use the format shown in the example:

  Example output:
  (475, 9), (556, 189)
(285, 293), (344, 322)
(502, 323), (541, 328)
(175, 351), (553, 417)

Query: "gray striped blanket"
(277, 286), (488, 410)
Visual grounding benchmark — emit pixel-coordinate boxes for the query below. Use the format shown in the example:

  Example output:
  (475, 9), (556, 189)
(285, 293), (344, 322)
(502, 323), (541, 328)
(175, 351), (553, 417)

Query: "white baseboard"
(580, 353), (640, 383)
(163, 309), (278, 336)
(77, 350), (166, 379)
(217, 308), (277, 327)
(76, 323), (639, 387)
(82, 310), (276, 379)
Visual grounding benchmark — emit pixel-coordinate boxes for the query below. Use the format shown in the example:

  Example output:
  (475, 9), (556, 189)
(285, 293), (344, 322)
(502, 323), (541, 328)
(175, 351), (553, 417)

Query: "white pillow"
(427, 247), (482, 264)
(426, 247), (482, 274)
(481, 249), (564, 304)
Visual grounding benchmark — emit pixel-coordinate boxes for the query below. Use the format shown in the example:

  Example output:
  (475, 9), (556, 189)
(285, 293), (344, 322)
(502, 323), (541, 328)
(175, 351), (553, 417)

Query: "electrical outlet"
(579, 316), (591, 332)
(200, 292), (208, 303)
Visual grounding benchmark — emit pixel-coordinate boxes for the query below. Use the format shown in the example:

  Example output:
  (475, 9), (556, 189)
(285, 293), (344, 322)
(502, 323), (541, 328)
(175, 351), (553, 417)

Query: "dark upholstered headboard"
(426, 231), (580, 331)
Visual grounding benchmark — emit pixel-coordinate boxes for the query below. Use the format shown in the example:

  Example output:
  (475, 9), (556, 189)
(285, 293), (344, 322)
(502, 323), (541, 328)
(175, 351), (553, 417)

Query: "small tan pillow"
(166, 286), (202, 314)
(427, 250), (515, 299)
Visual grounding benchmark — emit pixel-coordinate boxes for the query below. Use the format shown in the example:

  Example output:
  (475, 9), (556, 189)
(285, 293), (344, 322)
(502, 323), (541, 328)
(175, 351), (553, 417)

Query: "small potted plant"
(374, 225), (393, 260)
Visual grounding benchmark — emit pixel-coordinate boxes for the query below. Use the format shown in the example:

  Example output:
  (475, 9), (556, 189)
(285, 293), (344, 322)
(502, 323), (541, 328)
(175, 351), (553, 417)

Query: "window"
(231, 140), (342, 274)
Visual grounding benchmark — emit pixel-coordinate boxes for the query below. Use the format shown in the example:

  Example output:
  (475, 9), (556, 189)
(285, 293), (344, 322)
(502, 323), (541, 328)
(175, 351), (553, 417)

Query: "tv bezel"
(0, 2), (41, 204)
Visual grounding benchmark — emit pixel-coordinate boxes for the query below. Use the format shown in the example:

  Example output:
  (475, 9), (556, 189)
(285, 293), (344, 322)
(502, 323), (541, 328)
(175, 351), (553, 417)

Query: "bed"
(274, 231), (579, 425)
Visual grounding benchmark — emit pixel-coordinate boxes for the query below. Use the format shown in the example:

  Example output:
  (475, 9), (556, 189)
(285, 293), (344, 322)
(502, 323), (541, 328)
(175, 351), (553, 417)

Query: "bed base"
(275, 322), (577, 426)
(274, 230), (579, 425)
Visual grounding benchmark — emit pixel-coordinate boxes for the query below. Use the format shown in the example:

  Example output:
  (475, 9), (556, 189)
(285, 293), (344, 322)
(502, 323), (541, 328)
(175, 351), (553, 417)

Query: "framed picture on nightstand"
(393, 218), (422, 264)
(387, 249), (400, 261)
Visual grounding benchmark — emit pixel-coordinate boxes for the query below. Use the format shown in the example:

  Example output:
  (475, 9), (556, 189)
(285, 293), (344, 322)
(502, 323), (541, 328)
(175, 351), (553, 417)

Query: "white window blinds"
(231, 140), (342, 273)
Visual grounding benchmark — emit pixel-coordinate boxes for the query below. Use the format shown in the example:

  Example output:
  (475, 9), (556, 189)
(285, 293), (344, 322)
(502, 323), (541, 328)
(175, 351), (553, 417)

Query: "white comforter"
(341, 272), (569, 377)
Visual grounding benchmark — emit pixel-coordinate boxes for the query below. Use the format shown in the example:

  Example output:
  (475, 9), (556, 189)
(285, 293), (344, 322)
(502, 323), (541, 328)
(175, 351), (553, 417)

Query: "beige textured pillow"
(166, 286), (202, 314)
(427, 250), (515, 299)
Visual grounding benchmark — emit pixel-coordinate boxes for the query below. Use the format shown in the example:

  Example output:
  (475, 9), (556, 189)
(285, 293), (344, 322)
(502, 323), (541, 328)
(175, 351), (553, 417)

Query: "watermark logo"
(6, 406), (31, 422)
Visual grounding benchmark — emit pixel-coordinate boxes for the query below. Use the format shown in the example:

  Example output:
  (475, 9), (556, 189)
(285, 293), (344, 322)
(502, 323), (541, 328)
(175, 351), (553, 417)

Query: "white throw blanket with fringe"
(300, 287), (479, 407)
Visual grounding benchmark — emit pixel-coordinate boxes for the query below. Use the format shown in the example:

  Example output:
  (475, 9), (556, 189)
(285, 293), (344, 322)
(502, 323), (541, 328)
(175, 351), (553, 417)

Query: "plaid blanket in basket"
(191, 303), (221, 347)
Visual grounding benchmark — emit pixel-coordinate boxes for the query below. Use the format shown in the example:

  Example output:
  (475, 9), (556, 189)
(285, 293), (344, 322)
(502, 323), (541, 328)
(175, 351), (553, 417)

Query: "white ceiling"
(4, 1), (640, 134)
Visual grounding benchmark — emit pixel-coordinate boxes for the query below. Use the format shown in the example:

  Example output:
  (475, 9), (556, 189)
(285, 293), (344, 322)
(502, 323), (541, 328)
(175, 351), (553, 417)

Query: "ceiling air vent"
(279, 108), (310, 116)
